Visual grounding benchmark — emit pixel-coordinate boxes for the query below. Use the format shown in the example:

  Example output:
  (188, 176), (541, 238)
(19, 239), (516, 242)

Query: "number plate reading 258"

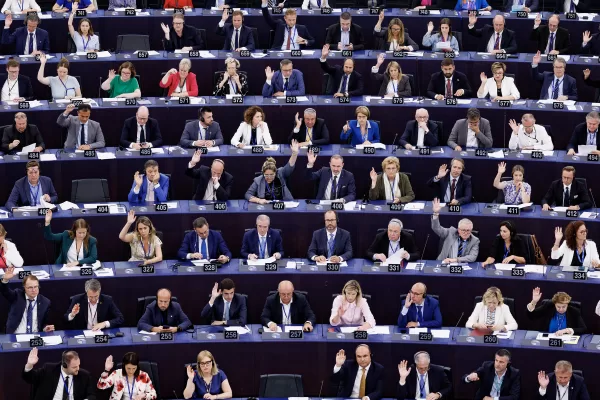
(418, 332), (433, 341)
(326, 263), (340, 272)
(159, 332), (174, 341)
(354, 331), (368, 340)
(264, 263), (278, 271)
(289, 330), (303, 339)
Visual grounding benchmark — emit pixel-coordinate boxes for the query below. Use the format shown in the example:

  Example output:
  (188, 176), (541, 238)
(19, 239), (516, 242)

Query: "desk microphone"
(172, 390), (181, 399)
(589, 188), (597, 209)
(451, 312), (465, 341)
(317, 380), (324, 397)
(419, 234), (430, 262)
(391, 132), (399, 151)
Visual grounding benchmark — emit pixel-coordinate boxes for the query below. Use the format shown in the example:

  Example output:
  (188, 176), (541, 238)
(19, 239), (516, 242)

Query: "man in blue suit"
(5, 160), (58, 210)
(531, 51), (578, 101)
(331, 345), (384, 400)
(427, 158), (472, 205)
(127, 159), (170, 203)
(201, 279), (247, 326)
(179, 107), (224, 148)
(119, 106), (163, 150)
(398, 282), (442, 328)
(308, 210), (353, 262)
(306, 152), (356, 202)
(215, 9), (255, 51)
(64, 279), (124, 330)
(177, 217), (232, 263)
(0, 271), (54, 334)
(241, 214), (284, 260)
(1, 13), (49, 55)
(262, 59), (305, 97)
(137, 288), (192, 333)
(261, 0), (315, 50)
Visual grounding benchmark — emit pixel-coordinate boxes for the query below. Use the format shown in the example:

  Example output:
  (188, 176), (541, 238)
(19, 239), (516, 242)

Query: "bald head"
(136, 106), (149, 126)
(492, 15), (505, 33)
(156, 288), (171, 311)
(278, 280), (294, 304)
(415, 108), (429, 120)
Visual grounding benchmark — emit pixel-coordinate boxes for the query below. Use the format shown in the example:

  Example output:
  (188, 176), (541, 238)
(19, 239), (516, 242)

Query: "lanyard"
(588, 131), (596, 145)
(265, 181), (276, 199)
(557, 385), (568, 400)
(60, 373), (73, 400)
(88, 303), (97, 326)
(387, 176), (397, 199)
(281, 304), (290, 324)
(503, 244), (510, 259)
(391, 79), (397, 95)
(81, 35), (91, 51)
(389, 242), (399, 254)
(17, 0), (24, 11)
(30, 184), (40, 205)
(7, 79), (18, 97)
(139, 238), (152, 259)
(229, 78), (236, 94)
(259, 237), (267, 257)
(126, 376), (136, 400)
(59, 77), (75, 97)
(287, 27), (297, 49)
(577, 246), (586, 264)
(178, 77), (187, 91)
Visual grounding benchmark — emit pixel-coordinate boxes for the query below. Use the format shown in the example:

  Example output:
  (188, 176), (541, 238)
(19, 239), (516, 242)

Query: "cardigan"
(368, 172), (415, 203)
(159, 71), (198, 97)
(43, 225), (98, 265)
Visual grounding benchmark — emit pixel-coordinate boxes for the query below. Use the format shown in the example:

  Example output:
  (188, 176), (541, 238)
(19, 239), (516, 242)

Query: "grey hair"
(414, 352), (430, 364)
(304, 108), (317, 116)
(14, 112), (27, 120)
(256, 214), (270, 224)
(388, 219), (403, 230)
(586, 111), (600, 121)
(84, 279), (101, 293)
(458, 218), (473, 229)
(553, 57), (567, 68)
(179, 58), (192, 70)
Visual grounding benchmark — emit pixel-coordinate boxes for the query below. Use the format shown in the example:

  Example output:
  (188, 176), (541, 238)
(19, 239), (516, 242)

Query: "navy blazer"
(120, 116), (163, 149)
(567, 122), (598, 153)
(262, 69), (305, 97)
(64, 293), (125, 329)
(427, 173), (473, 205)
(397, 363), (452, 400)
(463, 361), (520, 400)
(331, 360), (384, 400)
(5, 176), (58, 210)
(553, 0), (588, 13)
(0, 282), (51, 334)
(177, 230), (232, 260)
(180, 120), (224, 148)
(288, 118), (330, 145)
(426, 70), (473, 99)
(531, 25), (571, 54)
(532, 67), (578, 101)
(23, 363), (96, 400)
(541, 178), (592, 212)
(215, 23), (255, 51)
(262, 7), (315, 49)
(200, 292), (247, 326)
(468, 26), (518, 54)
(398, 120), (439, 148)
(185, 164), (233, 201)
(260, 292), (316, 326)
(127, 173), (170, 203)
(538, 373), (590, 400)
(0, 73), (34, 100)
(320, 61), (364, 96)
(307, 227), (353, 261)
(397, 295), (442, 328)
(1, 27), (50, 54)
(504, 0), (538, 11)
(162, 24), (204, 51)
(240, 228), (284, 259)
(305, 167), (356, 202)
(324, 23), (365, 51)
(137, 300), (192, 331)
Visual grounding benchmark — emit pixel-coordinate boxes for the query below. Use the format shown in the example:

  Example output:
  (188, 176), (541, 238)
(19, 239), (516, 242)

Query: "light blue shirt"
(340, 29), (350, 47)
(587, 129), (597, 146)
(28, 182), (42, 205)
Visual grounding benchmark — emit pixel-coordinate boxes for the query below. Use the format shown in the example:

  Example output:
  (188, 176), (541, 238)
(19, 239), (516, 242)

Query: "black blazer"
(22, 362), (97, 400)
(200, 292), (247, 326)
(356, 0), (386, 7)
(374, 31), (419, 51)
(468, 26), (518, 54)
(398, 120), (439, 147)
(426, 70), (472, 99)
(185, 165), (233, 201)
(64, 293), (125, 330)
(260, 292), (316, 326)
(119, 116), (163, 149)
(372, 73), (411, 97)
(463, 361), (520, 400)
(1, 123), (45, 153)
(162, 25), (204, 51)
(581, 32), (600, 55)
(366, 230), (419, 261)
(325, 23), (365, 51)
(262, 7), (315, 49)
(305, 167), (356, 202)
(288, 118), (330, 145)
(427, 173), (473, 205)
(531, 25), (571, 54)
(397, 364), (451, 400)
(489, 235), (528, 264)
(331, 360), (384, 400)
(526, 301), (587, 335)
(538, 373), (590, 400)
(583, 77), (600, 102)
(567, 122), (598, 153)
(0, 73), (34, 100)
(541, 178), (592, 211)
(215, 23), (255, 51)
(320, 61), (364, 96)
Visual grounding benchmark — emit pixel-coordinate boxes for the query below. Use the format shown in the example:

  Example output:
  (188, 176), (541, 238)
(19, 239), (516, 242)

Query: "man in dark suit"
(464, 349), (520, 400)
(427, 158), (472, 205)
(307, 210), (353, 262)
(397, 352), (452, 400)
(0, 271), (53, 334)
(241, 214), (284, 260)
(64, 279), (124, 330)
(398, 282), (442, 328)
(538, 360), (590, 400)
(468, 14), (518, 54)
(581, 30), (600, 55)
(119, 106), (163, 149)
(5, 160), (58, 210)
(566, 112), (600, 156)
(331, 345), (384, 400)
(553, 0), (588, 13)
(261, 0), (315, 50)
(367, 218), (419, 262)
(426, 58), (472, 100)
(0, 59), (34, 101)
(161, 13), (204, 51)
(260, 280), (316, 331)
(541, 166), (591, 211)
(177, 217), (232, 262)
(23, 349), (96, 400)
(216, 9), (255, 51)
(531, 52), (577, 100)
(531, 14), (571, 55)
(180, 107), (224, 148)
(201, 278), (247, 326)
(306, 153), (356, 202)
(137, 288), (192, 333)
(1, 13), (50, 55)
(185, 150), (233, 201)
(262, 59), (305, 97)
(504, 0), (538, 12)
(398, 108), (439, 149)
(1, 112), (44, 153)
(320, 44), (364, 97)
(289, 108), (330, 146)
(325, 12), (365, 51)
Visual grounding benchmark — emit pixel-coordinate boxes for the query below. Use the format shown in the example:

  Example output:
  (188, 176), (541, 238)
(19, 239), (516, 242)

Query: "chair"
(259, 374), (304, 397)
(573, 369), (584, 378)
(322, 73), (333, 95)
(115, 361), (161, 399)
(268, 290), (308, 303)
(494, 176), (512, 204)
(404, 73), (417, 97)
(159, 72), (168, 96)
(71, 179), (110, 203)
(516, 233), (535, 265)
(116, 34), (150, 53)
(541, 124), (553, 139)
(164, 173), (173, 200)
(247, 27), (259, 49)
(474, 295), (515, 316)
(196, 28), (207, 50)
(505, 73), (516, 80)
(430, 120), (444, 146)
(136, 295), (179, 322)
(269, 30), (275, 49)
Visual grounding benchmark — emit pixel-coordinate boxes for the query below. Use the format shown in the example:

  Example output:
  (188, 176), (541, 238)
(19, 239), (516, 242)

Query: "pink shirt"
(329, 295), (376, 327)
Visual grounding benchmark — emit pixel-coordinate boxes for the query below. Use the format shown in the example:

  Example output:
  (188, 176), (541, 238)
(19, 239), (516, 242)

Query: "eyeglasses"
(325, 219), (337, 222)
(263, 173), (275, 178)
(199, 361), (212, 367)
(579, 230), (588, 234)
(458, 228), (472, 233)
(410, 291), (424, 296)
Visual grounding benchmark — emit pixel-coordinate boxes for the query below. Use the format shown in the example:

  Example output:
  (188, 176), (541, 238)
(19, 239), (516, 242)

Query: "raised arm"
(118, 210), (136, 243)
(37, 54), (50, 86)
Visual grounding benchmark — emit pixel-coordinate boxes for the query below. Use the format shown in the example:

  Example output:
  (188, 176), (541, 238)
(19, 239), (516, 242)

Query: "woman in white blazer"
(466, 287), (518, 331)
(0, 224), (23, 268)
(477, 62), (520, 101)
(98, 352), (157, 400)
(231, 106), (272, 147)
(1, 0), (41, 13)
(551, 221), (600, 268)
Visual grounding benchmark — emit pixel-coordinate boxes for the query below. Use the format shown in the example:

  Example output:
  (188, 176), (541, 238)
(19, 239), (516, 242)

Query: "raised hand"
(427, 21), (434, 33)
(497, 162), (506, 174)
(534, 13), (541, 26)
(44, 209), (53, 224)
(105, 355), (113, 371)
(126, 209), (136, 225)
(160, 22), (170, 35)
(437, 164), (448, 179)
(404, 291), (413, 307)
(265, 66), (274, 80)
(64, 103), (76, 114)
(432, 197), (442, 214)
(583, 30), (591, 44)
(71, 303), (81, 316)
(467, 372), (479, 382)
(508, 119), (519, 133)
(307, 149), (317, 165)
(378, 10), (384, 23)
(210, 282), (221, 301)
(369, 167), (377, 182)
(321, 44), (330, 59)
(583, 68), (591, 80)
(294, 112), (302, 127)
(342, 121), (350, 132)
(398, 360), (411, 379)
(376, 53), (385, 67)
(335, 349), (346, 366)
(4, 13), (12, 28)
(3, 266), (15, 281)
(532, 51), (541, 65)
(39, 53), (47, 64)
(480, 72), (487, 83)
(186, 365), (195, 379)
(191, 149), (201, 165)
(108, 69), (116, 80)
(134, 171), (143, 187)
(538, 371), (549, 388)
(221, 8), (229, 21)
(290, 139), (300, 154)
(554, 227), (563, 243)
(27, 347), (39, 367)
(468, 12), (477, 26)
(532, 286), (542, 303)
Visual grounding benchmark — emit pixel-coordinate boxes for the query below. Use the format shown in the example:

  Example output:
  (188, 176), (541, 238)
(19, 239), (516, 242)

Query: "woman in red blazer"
(159, 58), (198, 97)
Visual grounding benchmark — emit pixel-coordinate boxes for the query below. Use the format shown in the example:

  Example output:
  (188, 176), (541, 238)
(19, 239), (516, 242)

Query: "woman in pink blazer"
(330, 280), (376, 330)
(98, 352), (157, 400)
(159, 58), (198, 97)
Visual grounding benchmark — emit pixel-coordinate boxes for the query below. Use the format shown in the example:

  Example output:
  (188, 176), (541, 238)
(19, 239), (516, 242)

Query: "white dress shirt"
(66, 241), (84, 263)
(23, 29), (37, 55)
(130, 124), (152, 148)
(415, 371), (430, 399)
(77, 122), (89, 147)
(340, 29), (350, 47)
(16, 295), (38, 334)
(301, 0), (324, 9)
(53, 369), (74, 400)
(562, 0), (578, 12)
(324, 172), (342, 200)
(1, 77), (20, 101)
(279, 297), (293, 324)
(466, 127), (478, 148)
(486, 31), (503, 53)
(333, 363), (371, 399)
(385, 79), (399, 96)
(387, 239), (400, 258)
(547, 75), (564, 99)
(539, 383), (569, 399)
(86, 301), (98, 329)
(416, 127), (425, 147)
(257, 233), (270, 258)
(187, 234), (209, 259)
(508, 124), (554, 150)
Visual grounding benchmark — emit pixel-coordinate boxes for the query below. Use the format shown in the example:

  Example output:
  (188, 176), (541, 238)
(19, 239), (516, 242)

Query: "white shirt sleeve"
(333, 365), (342, 373)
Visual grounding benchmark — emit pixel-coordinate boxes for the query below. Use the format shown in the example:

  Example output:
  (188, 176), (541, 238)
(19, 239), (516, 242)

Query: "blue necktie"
(457, 240), (466, 257)
(317, 0), (321, 6)
(570, 0), (575, 12)
(330, 176), (338, 200)
(283, 78), (288, 91)
(234, 29), (239, 50)
(551, 79), (560, 100)
(80, 124), (85, 146)
(224, 301), (230, 321)
(588, 132), (596, 145)
(564, 187), (570, 207)
(28, 33), (34, 55)
(259, 237), (266, 259)
(26, 299), (34, 333)
(340, 75), (348, 94)
(417, 305), (423, 323)
(327, 233), (335, 258)
(419, 373), (426, 397)
(547, 33), (554, 54)
(201, 238), (208, 259)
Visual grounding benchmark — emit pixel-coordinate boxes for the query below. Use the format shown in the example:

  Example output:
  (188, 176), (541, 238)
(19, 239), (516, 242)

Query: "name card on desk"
(188, 50), (200, 58)
(390, 203), (403, 211)
(565, 12), (576, 19)
(195, 330), (239, 340)
(531, 151), (544, 159)
(18, 102), (29, 110)
(342, 50), (353, 57)
(511, 268), (525, 277)
(444, 52), (455, 59)
(239, 50), (251, 57)
(321, 7), (332, 14)
(155, 204), (168, 212)
(132, 333), (160, 342)
(140, 148), (152, 156)
(566, 210), (579, 218)
(125, 98), (137, 106)
(261, 330), (305, 340)
(76, 9), (87, 16)
(141, 265), (155, 274)
(136, 51), (148, 59)
(516, 10), (528, 17)
(495, 53), (507, 60)
(369, 7), (379, 14)
(549, 338), (563, 347)
(418, 9), (429, 15)
(419, 332), (433, 341)
(291, 49), (302, 57)
(18, 270), (32, 280)
(125, 8), (136, 15)
(178, 97), (190, 104)
(285, 96), (297, 104)
(573, 271), (587, 280)
(449, 265), (463, 274)
(363, 147), (375, 155)
(392, 97), (403, 105)
(498, 100), (511, 108)
(30, 337), (44, 347)
(475, 149), (487, 157)
(331, 202), (344, 211)
(80, 267), (93, 276)
(232, 96), (244, 104)
(393, 51), (405, 58)
(553, 102), (564, 110)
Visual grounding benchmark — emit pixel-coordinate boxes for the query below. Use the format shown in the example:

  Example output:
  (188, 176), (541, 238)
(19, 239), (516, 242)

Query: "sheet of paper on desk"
(263, 326), (283, 332)
(382, 250), (403, 266)
(493, 331), (513, 339)
(580, 212), (598, 220)
(284, 326), (303, 332)
(344, 201), (356, 211)
(17, 143), (36, 154)
(487, 150), (504, 159)
(191, 259), (211, 266)
(288, 397), (310, 400)
(405, 52), (424, 57)
(524, 265), (546, 274)
(242, 145), (279, 151)
(586, 271), (600, 279)
(456, 99), (472, 105)
(356, 143), (386, 150)
(31, 270), (50, 279)
(537, 99), (575, 106)
(133, 50), (159, 56)
(567, 105), (578, 111)
(103, 97), (126, 101)
(225, 326), (251, 334)
(42, 336), (63, 346)
(250, 53), (267, 58)
(276, 96), (309, 102)
(59, 201), (79, 210)
(16, 334), (36, 342)
(319, 200), (332, 205)
(164, 202), (178, 209)
(408, 328), (428, 334)
(284, 201), (299, 208)
(576, 145), (596, 156)
(577, 13), (597, 19)
(431, 329), (450, 339)
(151, 148), (165, 154)
(494, 264), (514, 271)
(15, 206), (39, 211)
(84, 330), (105, 337)
(247, 256), (277, 266)
(316, 260), (348, 267)
(95, 51), (112, 58)
(199, 51), (215, 58)
(535, 333), (579, 344)
(499, 202), (532, 209)
(60, 265), (81, 272)
(0, 267), (24, 277)
(552, 206), (569, 212)
(40, 154), (57, 161)
(403, 202), (425, 211)
(404, 263), (419, 270)
(115, 7), (142, 10)
(95, 268), (114, 277)
(138, 330), (157, 335)
(7, 100), (42, 108)
(97, 152), (116, 160)
(371, 326), (390, 334)
(300, 50), (315, 55)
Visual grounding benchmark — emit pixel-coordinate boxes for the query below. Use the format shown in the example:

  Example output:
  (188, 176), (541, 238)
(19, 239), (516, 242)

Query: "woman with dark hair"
(98, 352), (157, 399)
(184, 350), (232, 399)
(422, 18), (459, 53)
(551, 221), (600, 268)
(231, 106), (272, 147)
(68, 4), (100, 52)
(101, 62), (141, 99)
(481, 220), (527, 267)
(527, 288), (586, 335)
(119, 210), (163, 265)
(37, 55), (82, 100)
(43, 210), (97, 267)
(371, 56), (411, 97)
(373, 15), (419, 52)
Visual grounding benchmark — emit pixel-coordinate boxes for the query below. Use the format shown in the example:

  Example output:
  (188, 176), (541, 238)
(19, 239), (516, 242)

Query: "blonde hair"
(482, 286), (504, 305)
(196, 350), (218, 376)
(342, 279), (363, 305)
(552, 292), (571, 304)
(262, 157), (277, 174)
(355, 106), (370, 119)
(381, 156), (400, 171)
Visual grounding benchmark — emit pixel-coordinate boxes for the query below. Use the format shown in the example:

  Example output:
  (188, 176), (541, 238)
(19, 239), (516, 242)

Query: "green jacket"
(43, 225), (98, 265)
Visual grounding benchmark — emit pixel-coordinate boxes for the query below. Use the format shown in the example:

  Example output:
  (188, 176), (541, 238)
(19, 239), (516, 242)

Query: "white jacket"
(230, 122), (272, 146)
(3, 240), (24, 268)
(477, 77), (520, 100)
(466, 302), (518, 331)
(551, 240), (599, 267)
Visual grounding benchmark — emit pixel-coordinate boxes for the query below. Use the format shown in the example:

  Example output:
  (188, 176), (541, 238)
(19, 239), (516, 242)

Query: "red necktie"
(494, 33), (500, 50)
(286, 28), (292, 50)
(421, 0), (431, 5)
(450, 179), (457, 200)
(445, 79), (452, 98)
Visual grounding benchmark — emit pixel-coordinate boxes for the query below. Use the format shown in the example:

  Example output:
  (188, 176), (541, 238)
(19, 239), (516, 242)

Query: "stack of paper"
(225, 326), (251, 335)
(248, 256), (277, 266)
(97, 152), (116, 160)
(263, 325), (282, 332)
(575, 145), (597, 156)
(59, 201), (80, 211)
(40, 154), (57, 161)
(84, 330), (105, 337)
(316, 260), (348, 267)
(356, 143), (386, 150)
(580, 212), (599, 220)
(431, 329), (450, 338)
(535, 333), (579, 344)
(151, 148), (165, 154)
(493, 330), (513, 339)
(344, 201), (357, 211)
(284, 326), (303, 332)
(94, 268), (114, 277)
(139, 330), (156, 335)
(494, 264), (515, 271)
(404, 203), (425, 211)
(499, 202), (533, 209)
(199, 51), (215, 58)
(7, 100), (43, 108)
(487, 150), (504, 159)
(341, 326), (390, 335)
(283, 201), (299, 208)
(381, 250), (404, 266)
(523, 265), (546, 274)
(16, 143), (36, 154)
(170, 96), (205, 104)
(405, 263), (420, 270)
(408, 327), (427, 334)
(537, 99), (575, 106)
(60, 265), (82, 272)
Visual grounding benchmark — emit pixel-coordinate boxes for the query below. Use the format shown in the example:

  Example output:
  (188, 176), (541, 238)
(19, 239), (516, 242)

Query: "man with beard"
(426, 58), (472, 100)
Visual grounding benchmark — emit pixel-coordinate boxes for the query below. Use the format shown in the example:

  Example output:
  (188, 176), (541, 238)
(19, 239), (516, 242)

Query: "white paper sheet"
(286, 261), (297, 269)
(320, 200), (332, 205)
(499, 202), (533, 209)
(523, 265), (546, 274)
(17, 143), (36, 154)
(138, 330), (157, 335)
(494, 264), (515, 271)
(520, 150), (555, 156)
(493, 330), (513, 339)
(94, 268), (114, 277)
(224, 326), (251, 334)
(456, 99), (472, 105)
(103, 97), (126, 101)
(344, 201), (357, 211)
(95, 51), (112, 58)
(97, 152), (116, 160)
(487, 149), (505, 159)
(42, 336), (63, 346)
(170, 96), (205, 104)
(355, 143), (386, 150)
(60, 265), (81, 272)
(151, 148), (165, 154)
(405, 263), (419, 270)
(199, 51), (215, 58)
(133, 50), (159, 56)
(59, 201), (79, 210)
(283, 201), (299, 208)
(31, 270), (50, 280)
(191, 259), (212, 265)
(587, 271), (600, 279)
(242, 145), (279, 151)
(263, 326), (282, 332)
(83, 330), (105, 337)
(284, 326), (303, 332)
(381, 250), (403, 266)
(316, 260), (348, 266)
(7, 100), (43, 108)
(408, 328), (428, 334)
(580, 212), (598, 220)
(403, 202), (425, 211)
(247, 256), (277, 266)
(250, 53), (267, 58)
(114, 7), (142, 10)
(537, 99), (575, 105)
(576, 145), (597, 156)
(552, 206), (569, 212)
(404, 51), (424, 57)
(40, 154), (57, 161)
(535, 333), (579, 344)
(431, 329), (451, 339)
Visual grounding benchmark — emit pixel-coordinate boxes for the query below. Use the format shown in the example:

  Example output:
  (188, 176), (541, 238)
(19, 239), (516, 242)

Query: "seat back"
(505, 73), (516, 80)
(540, 298), (581, 310)
(322, 73), (334, 95)
(495, 176), (512, 203)
(115, 361), (161, 399)
(430, 120), (444, 145)
(249, 27), (259, 49)
(136, 295), (179, 322)
(164, 173), (173, 200)
(269, 30), (275, 49)
(474, 295), (515, 316)
(71, 179), (110, 203)
(196, 28), (207, 50)
(541, 124), (553, 139)
(116, 35), (150, 53)
(259, 374), (304, 397)
(404, 73), (417, 96)
(516, 233), (534, 265)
